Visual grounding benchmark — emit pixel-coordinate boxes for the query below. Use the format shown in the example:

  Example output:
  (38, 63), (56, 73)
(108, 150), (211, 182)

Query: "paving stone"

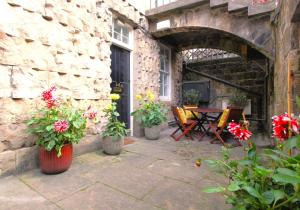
(0, 176), (59, 210)
(18, 168), (93, 202)
(57, 183), (158, 210)
(144, 178), (228, 210)
(80, 161), (165, 200)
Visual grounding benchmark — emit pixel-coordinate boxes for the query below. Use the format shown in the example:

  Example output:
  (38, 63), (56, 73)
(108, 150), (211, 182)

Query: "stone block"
(0, 65), (12, 97)
(0, 123), (34, 150)
(0, 142), (8, 153)
(68, 15), (83, 31)
(22, 0), (43, 13)
(6, 0), (22, 7)
(16, 146), (38, 174)
(11, 67), (48, 98)
(0, 150), (16, 176)
(73, 135), (102, 156)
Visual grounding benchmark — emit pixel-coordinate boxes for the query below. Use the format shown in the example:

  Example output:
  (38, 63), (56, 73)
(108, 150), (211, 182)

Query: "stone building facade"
(0, 0), (299, 176)
(0, 0), (166, 176)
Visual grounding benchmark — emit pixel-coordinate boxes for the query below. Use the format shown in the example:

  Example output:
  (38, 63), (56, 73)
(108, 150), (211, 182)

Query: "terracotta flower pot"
(39, 143), (73, 174)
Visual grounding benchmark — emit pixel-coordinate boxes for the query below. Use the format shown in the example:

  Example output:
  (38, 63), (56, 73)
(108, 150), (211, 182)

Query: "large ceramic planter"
(102, 136), (124, 155)
(39, 143), (73, 174)
(144, 125), (161, 140)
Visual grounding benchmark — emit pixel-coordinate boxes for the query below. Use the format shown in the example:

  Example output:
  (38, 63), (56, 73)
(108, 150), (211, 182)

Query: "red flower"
(87, 111), (97, 119)
(42, 86), (57, 108)
(84, 105), (97, 119)
(228, 122), (252, 141)
(272, 113), (299, 141)
(54, 120), (69, 133)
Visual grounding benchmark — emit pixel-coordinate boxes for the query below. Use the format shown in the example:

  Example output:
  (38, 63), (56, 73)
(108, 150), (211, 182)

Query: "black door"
(110, 45), (130, 129)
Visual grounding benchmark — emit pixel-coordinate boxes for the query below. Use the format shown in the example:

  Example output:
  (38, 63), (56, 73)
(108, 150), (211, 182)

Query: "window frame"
(112, 19), (133, 51)
(159, 45), (172, 101)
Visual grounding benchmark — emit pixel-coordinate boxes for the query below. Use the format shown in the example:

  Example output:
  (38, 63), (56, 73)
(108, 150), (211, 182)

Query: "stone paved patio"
(0, 129), (245, 210)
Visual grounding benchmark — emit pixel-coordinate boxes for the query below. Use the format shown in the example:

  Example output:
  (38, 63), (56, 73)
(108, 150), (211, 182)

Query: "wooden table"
(185, 107), (223, 136)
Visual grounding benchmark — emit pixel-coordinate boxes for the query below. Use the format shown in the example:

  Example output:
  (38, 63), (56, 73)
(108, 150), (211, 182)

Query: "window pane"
(114, 32), (121, 41)
(114, 23), (121, 34)
(160, 57), (164, 71)
(122, 36), (128, 44)
(123, 27), (129, 38)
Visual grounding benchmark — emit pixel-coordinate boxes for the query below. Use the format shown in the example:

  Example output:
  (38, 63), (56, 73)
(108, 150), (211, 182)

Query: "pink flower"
(54, 120), (69, 133)
(272, 113), (299, 141)
(42, 86), (56, 108)
(228, 122), (252, 141)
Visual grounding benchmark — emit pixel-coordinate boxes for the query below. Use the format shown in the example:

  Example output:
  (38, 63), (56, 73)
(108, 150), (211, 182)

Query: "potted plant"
(27, 86), (97, 174)
(228, 90), (249, 109)
(102, 94), (127, 155)
(183, 89), (202, 106)
(131, 91), (167, 140)
(182, 89), (202, 119)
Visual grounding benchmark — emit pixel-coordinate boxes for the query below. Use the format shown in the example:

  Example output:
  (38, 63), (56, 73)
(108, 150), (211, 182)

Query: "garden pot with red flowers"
(27, 86), (98, 174)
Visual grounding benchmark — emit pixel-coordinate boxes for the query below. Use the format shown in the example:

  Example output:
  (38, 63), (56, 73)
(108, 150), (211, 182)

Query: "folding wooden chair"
(170, 106), (198, 141)
(209, 108), (243, 146)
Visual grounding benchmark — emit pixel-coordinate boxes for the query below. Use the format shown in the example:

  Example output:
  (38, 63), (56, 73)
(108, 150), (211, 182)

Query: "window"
(113, 20), (130, 45)
(159, 46), (171, 99)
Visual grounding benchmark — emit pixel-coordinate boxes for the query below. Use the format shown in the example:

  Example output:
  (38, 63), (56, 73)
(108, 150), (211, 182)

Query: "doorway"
(110, 45), (131, 129)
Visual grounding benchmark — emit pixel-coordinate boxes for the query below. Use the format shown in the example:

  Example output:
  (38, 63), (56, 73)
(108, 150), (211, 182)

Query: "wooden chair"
(209, 108), (243, 146)
(170, 106), (198, 141)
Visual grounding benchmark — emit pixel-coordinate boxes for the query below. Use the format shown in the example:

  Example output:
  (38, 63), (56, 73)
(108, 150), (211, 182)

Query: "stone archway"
(147, 1), (275, 59)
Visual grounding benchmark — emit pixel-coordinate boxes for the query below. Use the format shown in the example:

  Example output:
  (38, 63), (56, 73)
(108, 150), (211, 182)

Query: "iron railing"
(182, 48), (239, 63)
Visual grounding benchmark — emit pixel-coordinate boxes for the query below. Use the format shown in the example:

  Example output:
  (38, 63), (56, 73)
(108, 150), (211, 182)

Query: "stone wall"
(0, 0), (161, 176)
(183, 57), (266, 120)
(0, 0), (113, 176)
(132, 28), (160, 136)
(274, 0), (300, 115)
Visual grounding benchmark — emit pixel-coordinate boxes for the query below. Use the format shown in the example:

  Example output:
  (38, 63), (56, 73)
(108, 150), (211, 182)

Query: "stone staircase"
(146, 0), (277, 18)
(210, 0), (276, 17)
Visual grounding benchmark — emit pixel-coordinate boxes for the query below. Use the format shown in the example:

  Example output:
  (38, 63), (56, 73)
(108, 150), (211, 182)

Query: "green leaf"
(262, 190), (274, 204)
(46, 125), (53, 131)
(283, 136), (300, 150)
(273, 190), (285, 203)
(242, 186), (262, 200)
(227, 183), (240, 192)
(273, 173), (300, 184)
(254, 165), (273, 176)
(45, 140), (55, 151)
(202, 186), (226, 193)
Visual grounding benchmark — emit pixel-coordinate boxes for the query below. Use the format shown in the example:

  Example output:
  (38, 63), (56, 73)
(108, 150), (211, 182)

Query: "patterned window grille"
(182, 48), (240, 63)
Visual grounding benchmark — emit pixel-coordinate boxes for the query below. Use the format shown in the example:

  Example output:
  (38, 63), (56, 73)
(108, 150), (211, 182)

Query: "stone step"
(228, 0), (248, 13)
(210, 0), (229, 8)
(248, 1), (276, 17)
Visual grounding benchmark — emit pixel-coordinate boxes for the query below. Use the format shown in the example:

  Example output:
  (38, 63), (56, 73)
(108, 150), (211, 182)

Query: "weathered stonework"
(0, 0), (160, 176)
(273, 0), (300, 115)
(147, 3), (274, 59)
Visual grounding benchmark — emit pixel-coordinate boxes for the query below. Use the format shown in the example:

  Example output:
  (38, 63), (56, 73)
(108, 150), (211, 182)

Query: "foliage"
(131, 91), (167, 128)
(229, 90), (248, 108)
(183, 89), (202, 105)
(27, 86), (97, 157)
(102, 94), (128, 138)
(203, 136), (300, 210)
